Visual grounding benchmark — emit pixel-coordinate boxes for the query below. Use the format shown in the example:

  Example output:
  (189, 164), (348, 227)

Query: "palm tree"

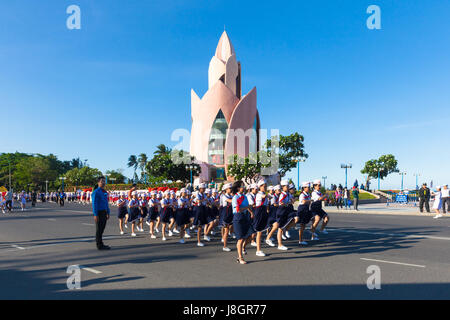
(138, 153), (148, 183)
(154, 144), (171, 156)
(127, 155), (138, 182)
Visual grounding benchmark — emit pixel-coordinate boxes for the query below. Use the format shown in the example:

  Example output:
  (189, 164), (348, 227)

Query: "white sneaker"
(162, 237), (167, 241)
(320, 230), (328, 235)
(285, 231), (291, 239)
(256, 251), (266, 257)
(221, 239), (224, 243)
(184, 233), (191, 239)
(150, 234), (156, 239)
(281, 234), (287, 240)
(197, 242), (205, 247)
(210, 230), (215, 236)
(203, 235), (211, 242)
(232, 233), (236, 239)
(299, 241), (308, 245)
(251, 242), (257, 247)
(433, 214), (443, 219)
(131, 233), (136, 237)
(139, 228), (145, 232)
(265, 239), (276, 247)
(145, 221), (151, 226)
(155, 228), (159, 233)
(120, 231), (124, 235)
(124, 224), (128, 229)
(179, 239), (185, 244)
(173, 229), (180, 234)
(311, 235), (319, 241)
(168, 230), (173, 237)
(222, 247), (231, 252)
(278, 245), (288, 251)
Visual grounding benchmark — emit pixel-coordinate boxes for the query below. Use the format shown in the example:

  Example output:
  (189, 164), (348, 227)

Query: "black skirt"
(253, 205), (269, 232)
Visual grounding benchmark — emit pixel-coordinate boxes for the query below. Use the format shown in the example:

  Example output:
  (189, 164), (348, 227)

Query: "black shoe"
(98, 245), (111, 250)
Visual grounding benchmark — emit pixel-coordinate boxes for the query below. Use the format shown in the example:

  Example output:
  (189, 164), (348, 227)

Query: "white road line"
(82, 223), (95, 226)
(327, 228), (450, 241)
(361, 258), (426, 268)
(80, 266), (102, 274)
(48, 218), (56, 221)
(11, 245), (25, 250)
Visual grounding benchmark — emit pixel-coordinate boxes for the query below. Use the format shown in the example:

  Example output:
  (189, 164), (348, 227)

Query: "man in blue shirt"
(92, 176), (110, 250)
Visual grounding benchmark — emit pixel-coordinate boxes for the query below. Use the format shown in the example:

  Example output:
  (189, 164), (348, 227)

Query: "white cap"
(212, 188), (217, 193)
(250, 183), (257, 190)
(313, 179), (321, 185)
(180, 188), (186, 193)
(268, 186), (273, 191)
(436, 186), (441, 190)
(289, 183), (295, 189)
(206, 188), (212, 194)
(175, 191), (180, 196)
(257, 180), (266, 187)
(280, 180), (289, 186)
(199, 183), (207, 189)
(273, 185), (281, 191)
(164, 190), (170, 195)
(223, 183), (232, 190)
(302, 181), (310, 188)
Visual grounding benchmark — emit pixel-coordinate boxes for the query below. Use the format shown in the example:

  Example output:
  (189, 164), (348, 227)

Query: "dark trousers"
(442, 197), (449, 213)
(419, 199), (430, 213)
(336, 198), (343, 209)
(59, 198), (64, 206)
(95, 210), (108, 248)
(6, 200), (12, 211)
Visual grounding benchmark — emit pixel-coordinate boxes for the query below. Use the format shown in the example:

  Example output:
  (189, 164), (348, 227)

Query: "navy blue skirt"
(117, 206), (128, 219)
(141, 207), (148, 219)
(297, 204), (313, 225)
(127, 207), (140, 223)
(311, 203), (327, 219)
(206, 206), (218, 223)
(175, 208), (191, 226)
(253, 205), (269, 232)
(233, 211), (255, 240)
(287, 204), (297, 220)
(160, 208), (172, 223)
(219, 206), (233, 226)
(276, 206), (293, 229)
(147, 207), (159, 222)
(266, 205), (277, 228)
(193, 206), (208, 226)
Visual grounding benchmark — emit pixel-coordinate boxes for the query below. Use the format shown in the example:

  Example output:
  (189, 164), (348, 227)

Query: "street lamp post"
(59, 177), (66, 192)
(294, 156), (307, 189)
(341, 163), (352, 189)
(185, 164), (194, 185)
(413, 173), (420, 190)
(322, 176), (327, 190)
(45, 180), (49, 194)
(399, 172), (406, 191)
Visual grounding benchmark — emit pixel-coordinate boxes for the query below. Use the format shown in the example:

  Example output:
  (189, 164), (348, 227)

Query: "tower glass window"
(208, 110), (227, 165)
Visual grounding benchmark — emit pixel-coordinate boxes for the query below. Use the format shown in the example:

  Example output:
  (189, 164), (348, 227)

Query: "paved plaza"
(0, 202), (449, 299)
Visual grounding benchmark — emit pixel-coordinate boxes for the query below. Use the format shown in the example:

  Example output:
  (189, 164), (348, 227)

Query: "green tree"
(264, 132), (308, 177)
(105, 169), (127, 184)
(361, 154), (399, 185)
(127, 155), (138, 182)
(64, 167), (103, 187)
(138, 153), (148, 181)
(227, 152), (265, 184)
(14, 157), (58, 191)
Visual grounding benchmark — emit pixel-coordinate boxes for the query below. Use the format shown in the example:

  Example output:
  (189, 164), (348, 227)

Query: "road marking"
(327, 228), (450, 241)
(82, 223), (95, 226)
(48, 218), (56, 221)
(11, 245), (25, 250)
(361, 258), (426, 268)
(80, 266), (102, 274)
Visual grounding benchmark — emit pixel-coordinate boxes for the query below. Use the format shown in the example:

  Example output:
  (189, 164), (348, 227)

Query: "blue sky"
(1, 0), (449, 189)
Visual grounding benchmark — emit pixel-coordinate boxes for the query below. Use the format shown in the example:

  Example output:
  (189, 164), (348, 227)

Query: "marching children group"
(113, 179), (330, 264)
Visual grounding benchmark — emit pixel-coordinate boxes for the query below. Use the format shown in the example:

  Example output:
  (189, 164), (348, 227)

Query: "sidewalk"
(295, 202), (446, 217)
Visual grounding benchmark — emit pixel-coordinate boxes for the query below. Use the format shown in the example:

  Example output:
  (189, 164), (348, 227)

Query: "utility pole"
(341, 163), (352, 189)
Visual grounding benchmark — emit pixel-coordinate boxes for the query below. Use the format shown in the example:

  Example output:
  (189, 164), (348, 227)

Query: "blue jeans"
(343, 198), (350, 208)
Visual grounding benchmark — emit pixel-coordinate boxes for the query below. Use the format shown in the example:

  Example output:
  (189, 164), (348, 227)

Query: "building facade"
(190, 31), (260, 182)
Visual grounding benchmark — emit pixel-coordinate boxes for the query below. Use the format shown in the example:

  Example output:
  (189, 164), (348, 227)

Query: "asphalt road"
(1, 202), (450, 300)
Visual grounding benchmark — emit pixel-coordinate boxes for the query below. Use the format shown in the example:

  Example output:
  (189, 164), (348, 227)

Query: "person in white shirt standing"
(441, 185), (449, 214)
(433, 186), (443, 219)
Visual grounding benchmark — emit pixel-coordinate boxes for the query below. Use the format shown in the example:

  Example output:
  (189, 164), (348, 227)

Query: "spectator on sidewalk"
(432, 186), (443, 219)
(418, 183), (431, 213)
(5, 190), (13, 212)
(441, 184), (449, 214)
(335, 187), (343, 209)
(352, 187), (360, 211)
(343, 187), (350, 209)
